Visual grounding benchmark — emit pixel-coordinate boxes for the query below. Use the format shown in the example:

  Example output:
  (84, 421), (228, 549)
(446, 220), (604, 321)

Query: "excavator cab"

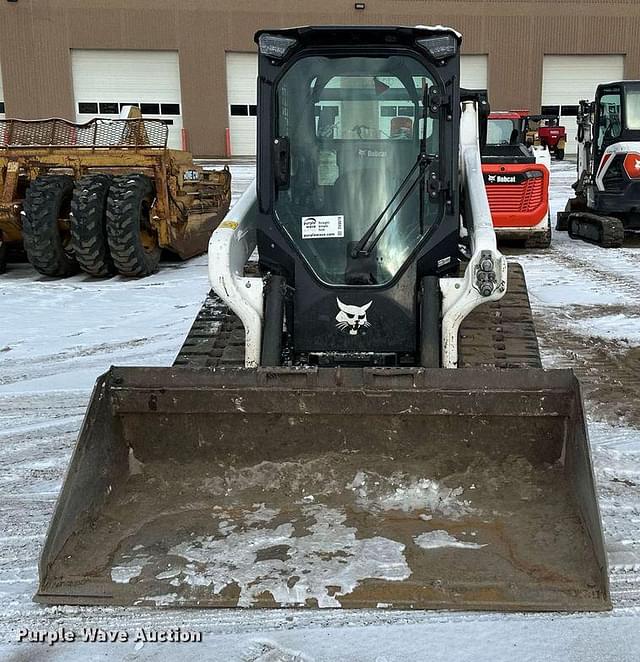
(592, 82), (640, 170)
(37, 26), (610, 613)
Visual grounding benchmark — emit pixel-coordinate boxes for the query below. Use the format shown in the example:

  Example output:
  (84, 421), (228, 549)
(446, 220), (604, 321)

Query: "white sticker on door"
(301, 215), (344, 239)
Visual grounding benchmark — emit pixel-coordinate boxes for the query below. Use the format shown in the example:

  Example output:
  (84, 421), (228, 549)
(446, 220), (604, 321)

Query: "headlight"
(416, 34), (458, 60)
(258, 34), (297, 60)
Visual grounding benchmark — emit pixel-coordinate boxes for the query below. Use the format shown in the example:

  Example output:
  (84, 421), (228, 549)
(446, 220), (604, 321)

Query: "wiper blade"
(350, 152), (431, 258)
(351, 82), (437, 259)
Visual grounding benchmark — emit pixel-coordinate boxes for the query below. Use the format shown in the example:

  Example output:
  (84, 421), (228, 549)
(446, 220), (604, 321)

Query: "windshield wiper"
(351, 84), (435, 259)
(350, 151), (432, 258)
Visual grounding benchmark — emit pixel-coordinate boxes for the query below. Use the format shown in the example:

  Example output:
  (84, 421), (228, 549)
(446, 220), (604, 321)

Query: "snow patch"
(414, 530), (487, 550)
(111, 556), (151, 583)
(349, 470), (473, 517)
(126, 504), (410, 608)
(571, 312), (640, 344)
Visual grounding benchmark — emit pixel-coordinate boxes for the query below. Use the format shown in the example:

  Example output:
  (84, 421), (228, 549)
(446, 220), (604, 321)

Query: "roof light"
(258, 34), (297, 60)
(417, 34), (458, 60)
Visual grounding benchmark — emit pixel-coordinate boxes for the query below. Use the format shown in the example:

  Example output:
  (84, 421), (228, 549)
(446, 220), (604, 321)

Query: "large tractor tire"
(0, 240), (7, 274)
(69, 174), (115, 277)
(22, 175), (78, 277)
(106, 174), (161, 277)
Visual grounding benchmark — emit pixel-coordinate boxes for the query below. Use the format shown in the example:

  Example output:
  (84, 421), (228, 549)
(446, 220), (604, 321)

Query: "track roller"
(70, 174), (115, 277)
(22, 175), (78, 277)
(106, 174), (161, 277)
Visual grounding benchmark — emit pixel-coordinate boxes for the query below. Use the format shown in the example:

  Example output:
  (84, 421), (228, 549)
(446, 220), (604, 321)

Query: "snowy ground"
(0, 160), (639, 661)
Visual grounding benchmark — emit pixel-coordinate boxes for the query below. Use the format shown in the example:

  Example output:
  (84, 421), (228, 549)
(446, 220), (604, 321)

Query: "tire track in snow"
(549, 243), (640, 298)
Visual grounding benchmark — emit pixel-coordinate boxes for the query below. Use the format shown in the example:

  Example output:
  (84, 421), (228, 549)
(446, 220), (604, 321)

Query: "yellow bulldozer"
(36, 26), (610, 612)
(0, 109), (230, 276)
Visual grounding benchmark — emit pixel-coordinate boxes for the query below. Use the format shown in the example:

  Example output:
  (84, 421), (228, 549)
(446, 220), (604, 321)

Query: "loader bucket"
(36, 366), (610, 611)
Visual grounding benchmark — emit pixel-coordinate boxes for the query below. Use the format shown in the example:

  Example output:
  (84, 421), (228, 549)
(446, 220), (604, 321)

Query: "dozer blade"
(36, 366), (610, 612)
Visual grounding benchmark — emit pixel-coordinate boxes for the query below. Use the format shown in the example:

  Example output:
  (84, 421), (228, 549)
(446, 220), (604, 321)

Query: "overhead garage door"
(226, 52), (258, 157)
(460, 55), (488, 90)
(71, 50), (183, 149)
(542, 55), (624, 153)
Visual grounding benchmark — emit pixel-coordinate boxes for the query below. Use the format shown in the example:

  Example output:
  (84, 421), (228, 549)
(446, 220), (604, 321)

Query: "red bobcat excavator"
(482, 110), (552, 248)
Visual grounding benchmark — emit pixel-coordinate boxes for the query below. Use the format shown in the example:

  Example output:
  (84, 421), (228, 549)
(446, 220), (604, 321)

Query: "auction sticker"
(301, 215), (344, 239)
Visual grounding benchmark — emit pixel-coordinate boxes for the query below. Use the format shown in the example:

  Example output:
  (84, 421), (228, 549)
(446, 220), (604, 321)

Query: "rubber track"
(106, 174), (160, 277)
(458, 263), (542, 368)
(70, 174), (114, 277)
(174, 296), (245, 367)
(175, 263), (541, 370)
(569, 212), (625, 248)
(22, 175), (77, 277)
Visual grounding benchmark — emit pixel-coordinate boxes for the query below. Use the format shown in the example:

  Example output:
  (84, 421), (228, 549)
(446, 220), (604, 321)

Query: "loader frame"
(209, 101), (506, 368)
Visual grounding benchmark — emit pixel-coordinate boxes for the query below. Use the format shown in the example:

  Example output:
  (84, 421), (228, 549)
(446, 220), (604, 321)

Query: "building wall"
(1, 0), (639, 156)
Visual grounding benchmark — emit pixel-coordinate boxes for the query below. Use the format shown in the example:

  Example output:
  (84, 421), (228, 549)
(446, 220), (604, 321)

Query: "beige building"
(1, 0), (639, 156)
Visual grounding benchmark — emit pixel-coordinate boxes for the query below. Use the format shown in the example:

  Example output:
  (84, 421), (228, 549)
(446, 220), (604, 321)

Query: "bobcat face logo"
(335, 298), (372, 335)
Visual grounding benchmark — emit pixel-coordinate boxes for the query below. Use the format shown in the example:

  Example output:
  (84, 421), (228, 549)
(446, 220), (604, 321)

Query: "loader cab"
(486, 112), (525, 146)
(254, 26), (461, 366)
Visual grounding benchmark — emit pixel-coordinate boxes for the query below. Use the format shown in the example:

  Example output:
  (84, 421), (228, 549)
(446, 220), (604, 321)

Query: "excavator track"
(568, 212), (625, 248)
(175, 263), (541, 369)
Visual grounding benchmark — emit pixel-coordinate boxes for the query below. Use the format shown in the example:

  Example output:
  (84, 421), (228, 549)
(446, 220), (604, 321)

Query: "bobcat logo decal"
(335, 298), (372, 335)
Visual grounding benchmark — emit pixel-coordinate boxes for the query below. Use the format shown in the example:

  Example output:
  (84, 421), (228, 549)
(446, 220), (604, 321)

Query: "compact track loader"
(483, 110), (552, 247)
(557, 82), (640, 247)
(0, 110), (231, 276)
(37, 26), (609, 612)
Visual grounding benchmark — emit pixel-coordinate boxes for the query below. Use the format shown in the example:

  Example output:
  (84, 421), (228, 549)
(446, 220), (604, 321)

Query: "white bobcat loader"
(37, 26), (609, 613)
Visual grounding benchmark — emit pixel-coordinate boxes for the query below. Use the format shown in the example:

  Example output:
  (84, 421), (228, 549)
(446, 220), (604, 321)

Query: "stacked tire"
(22, 175), (77, 277)
(70, 174), (114, 277)
(22, 173), (160, 278)
(0, 241), (7, 274)
(105, 175), (161, 277)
